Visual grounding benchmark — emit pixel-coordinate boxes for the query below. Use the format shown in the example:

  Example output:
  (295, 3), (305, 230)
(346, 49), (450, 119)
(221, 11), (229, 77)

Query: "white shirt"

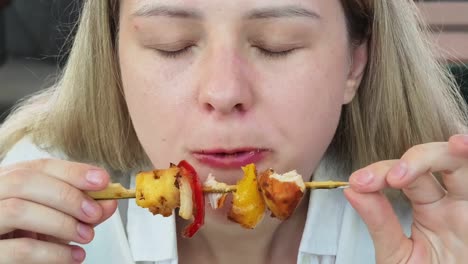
(1, 138), (413, 264)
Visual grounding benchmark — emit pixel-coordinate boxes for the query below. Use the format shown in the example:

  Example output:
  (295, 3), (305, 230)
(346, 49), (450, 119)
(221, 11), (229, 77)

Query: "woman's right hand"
(0, 158), (118, 264)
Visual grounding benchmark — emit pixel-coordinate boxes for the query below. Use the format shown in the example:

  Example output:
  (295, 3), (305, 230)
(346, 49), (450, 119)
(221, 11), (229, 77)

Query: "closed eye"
(155, 45), (195, 58)
(254, 46), (298, 59)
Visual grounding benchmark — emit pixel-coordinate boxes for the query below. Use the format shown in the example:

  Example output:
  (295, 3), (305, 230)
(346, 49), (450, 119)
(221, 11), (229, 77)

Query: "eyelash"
(155, 45), (297, 59)
(156, 45), (194, 58)
(255, 47), (297, 59)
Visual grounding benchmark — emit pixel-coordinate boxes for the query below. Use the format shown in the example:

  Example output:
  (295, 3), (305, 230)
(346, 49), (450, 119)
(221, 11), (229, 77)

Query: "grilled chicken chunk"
(258, 169), (305, 220)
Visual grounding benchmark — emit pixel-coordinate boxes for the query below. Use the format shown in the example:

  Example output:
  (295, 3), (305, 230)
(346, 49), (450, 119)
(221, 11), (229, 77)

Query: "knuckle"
(7, 238), (71, 264)
(52, 246), (72, 264)
(405, 144), (428, 159)
(36, 158), (55, 167)
(57, 214), (77, 235)
(62, 164), (81, 183)
(3, 168), (33, 195)
(11, 238), (35, 262)
(27, 158), (52, 171)
(57, 184), (81, 206)
(39, 158), (85, 184)
(0, 198), (27, 219)
(368, 160), (395, 173)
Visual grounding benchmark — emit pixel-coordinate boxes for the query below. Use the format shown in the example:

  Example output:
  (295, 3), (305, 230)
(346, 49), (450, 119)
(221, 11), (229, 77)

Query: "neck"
(177, 193), (309, 264)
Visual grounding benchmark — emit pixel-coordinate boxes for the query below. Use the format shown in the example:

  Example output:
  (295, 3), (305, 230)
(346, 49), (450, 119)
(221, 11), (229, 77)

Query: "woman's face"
(118, 0), (367, 183)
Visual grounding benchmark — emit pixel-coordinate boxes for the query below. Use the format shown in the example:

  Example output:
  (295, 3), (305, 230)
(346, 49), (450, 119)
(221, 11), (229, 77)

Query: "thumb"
(343, 188), (412, 263)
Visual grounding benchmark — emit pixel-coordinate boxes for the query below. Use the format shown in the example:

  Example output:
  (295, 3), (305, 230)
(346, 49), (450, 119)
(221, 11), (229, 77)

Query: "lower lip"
(192, 150), (269, 169)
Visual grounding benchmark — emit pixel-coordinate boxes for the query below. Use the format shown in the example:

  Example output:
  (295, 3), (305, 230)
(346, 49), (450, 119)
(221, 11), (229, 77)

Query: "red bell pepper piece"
(178, 160), (205, 238)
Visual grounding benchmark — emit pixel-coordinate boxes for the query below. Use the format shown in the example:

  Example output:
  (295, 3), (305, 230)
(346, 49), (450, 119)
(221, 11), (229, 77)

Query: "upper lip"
(191, 147), (271, 169)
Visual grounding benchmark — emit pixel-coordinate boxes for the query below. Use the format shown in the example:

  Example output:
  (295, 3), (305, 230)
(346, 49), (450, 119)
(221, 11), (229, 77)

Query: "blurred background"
(0, 0), (81, 122)
(0, 0), (467, 123)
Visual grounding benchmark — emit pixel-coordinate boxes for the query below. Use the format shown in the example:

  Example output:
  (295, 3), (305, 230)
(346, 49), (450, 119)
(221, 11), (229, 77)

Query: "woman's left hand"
(345, 134), (468, 263)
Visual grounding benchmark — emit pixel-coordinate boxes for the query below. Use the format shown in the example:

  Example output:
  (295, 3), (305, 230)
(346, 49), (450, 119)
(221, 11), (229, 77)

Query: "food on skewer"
(133, 161), (306, 232)
(258, 168), (305, 220)
(177, 168), (193, 220)
(86, 160), (348, 238)
(135, 161), (205, 238)
(177, 160), (205, 238)
(227, 164), (266, 229)
(135, 165), (180, 217)
(204, 174), (229, 209)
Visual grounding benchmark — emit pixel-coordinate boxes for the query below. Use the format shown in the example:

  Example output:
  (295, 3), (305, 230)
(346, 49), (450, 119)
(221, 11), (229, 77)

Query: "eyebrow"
(132, 4), (320, 20)
(246, 6), (321, 20)
(132, 5), (202, 19)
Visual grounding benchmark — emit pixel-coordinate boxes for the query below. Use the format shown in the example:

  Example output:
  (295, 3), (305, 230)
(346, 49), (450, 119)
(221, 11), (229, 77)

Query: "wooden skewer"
(87, 181), (349, 200)
(86, 183), (136, 200)
(305, 181), (349, 189)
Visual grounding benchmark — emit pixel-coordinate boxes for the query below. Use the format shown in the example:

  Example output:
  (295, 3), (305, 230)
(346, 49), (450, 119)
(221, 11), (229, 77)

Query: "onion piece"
(204, 174), (229, 209)
(178, 174), (193, 220)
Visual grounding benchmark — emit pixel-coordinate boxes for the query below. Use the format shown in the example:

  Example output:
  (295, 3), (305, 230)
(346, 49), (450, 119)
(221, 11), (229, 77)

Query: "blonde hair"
(0, 0), (466, 177)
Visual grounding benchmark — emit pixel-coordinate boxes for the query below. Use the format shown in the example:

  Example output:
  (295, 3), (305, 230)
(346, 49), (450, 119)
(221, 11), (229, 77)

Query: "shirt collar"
(127, 174), (178, 262)
(299, 188), (347, 256)
(298, 162), (347, 256)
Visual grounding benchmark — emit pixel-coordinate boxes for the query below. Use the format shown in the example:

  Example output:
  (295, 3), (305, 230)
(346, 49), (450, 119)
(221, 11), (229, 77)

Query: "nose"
(197, 48), (254, 116)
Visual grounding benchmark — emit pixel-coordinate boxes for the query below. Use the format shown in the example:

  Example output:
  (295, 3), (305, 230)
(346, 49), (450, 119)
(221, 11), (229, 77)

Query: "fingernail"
(353, 169), (374, 186)
(86, 169), (104, 185)
(389, 162), (407, 180)
(71, 247), (85, 262)
(77, 223), (93, 241)
(81, 199), (99, 218)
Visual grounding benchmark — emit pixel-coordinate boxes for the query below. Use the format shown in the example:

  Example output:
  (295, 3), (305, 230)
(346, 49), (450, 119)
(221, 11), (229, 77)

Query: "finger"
(394, 169), (445, 205)
(0, 169), (104, 224)
(447, 134), (468, 157)
(343, 189), (412, 263)
(38, 234), (70, 245)
(445, 135), (468, 199)
(0, 238), (85, 264)
(348, 160), (438, 206)
(2, 231), (70, 245)
(349, 160), (396, 192)
(94, 200), (118, 227)
(0, 198), (94, 244)
(441, 169), (468, 200)
(386, 143), (451, 204)
(0, 158), (110, 191)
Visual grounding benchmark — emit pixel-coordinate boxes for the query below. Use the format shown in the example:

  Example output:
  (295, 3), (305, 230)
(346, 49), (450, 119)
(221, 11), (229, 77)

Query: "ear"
(343, 41), (368, 104)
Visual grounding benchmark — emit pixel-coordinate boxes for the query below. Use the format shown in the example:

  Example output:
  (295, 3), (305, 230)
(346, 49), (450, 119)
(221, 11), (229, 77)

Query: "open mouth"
(192, 148), (269, 169)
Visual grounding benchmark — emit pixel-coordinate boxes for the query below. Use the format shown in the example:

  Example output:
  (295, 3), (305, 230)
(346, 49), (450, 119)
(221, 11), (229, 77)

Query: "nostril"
(234, 103), (244, 112)
(203, 103), (215, 112)
(202, 102), (245, 114)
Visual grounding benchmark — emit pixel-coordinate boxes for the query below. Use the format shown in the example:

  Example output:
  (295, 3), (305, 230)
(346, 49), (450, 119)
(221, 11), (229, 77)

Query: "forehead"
(121, 0), (343, 19)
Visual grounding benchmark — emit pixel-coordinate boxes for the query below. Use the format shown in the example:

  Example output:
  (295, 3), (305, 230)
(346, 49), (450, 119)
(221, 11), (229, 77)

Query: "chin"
(204, 205), (234, 225)
(203, 192), (232, 222)
(197, 167), (246, 185)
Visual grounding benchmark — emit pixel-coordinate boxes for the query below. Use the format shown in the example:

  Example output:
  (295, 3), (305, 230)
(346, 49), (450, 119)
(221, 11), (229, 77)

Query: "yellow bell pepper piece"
(228, 163), (266, 228)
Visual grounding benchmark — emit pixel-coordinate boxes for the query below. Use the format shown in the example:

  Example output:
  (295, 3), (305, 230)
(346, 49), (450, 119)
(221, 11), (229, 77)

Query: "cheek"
(118, 36), (192, 168)
(259, 48), (348, 178)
